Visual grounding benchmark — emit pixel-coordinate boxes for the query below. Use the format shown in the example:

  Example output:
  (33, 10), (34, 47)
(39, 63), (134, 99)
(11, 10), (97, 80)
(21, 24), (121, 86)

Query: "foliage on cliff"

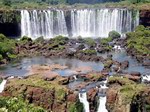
(107, 76), (150, 112)
(126, 25), (150, 55)
(2, 75), (83, 111)
(0, 34), (17, 62)
(108, 76), (146, 104)
(0, 97), (46, 112)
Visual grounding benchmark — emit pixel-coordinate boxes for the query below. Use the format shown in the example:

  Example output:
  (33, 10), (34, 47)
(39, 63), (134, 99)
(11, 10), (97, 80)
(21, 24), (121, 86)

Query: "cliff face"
(106, 77), (150, 112)
(0, 8), (149, 38)
(0, 10), (21, 37)
(140, 10), (150, 27)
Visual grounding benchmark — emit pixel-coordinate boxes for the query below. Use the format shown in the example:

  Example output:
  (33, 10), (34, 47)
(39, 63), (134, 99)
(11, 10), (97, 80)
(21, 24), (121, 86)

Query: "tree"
(2, 0), (11, 6)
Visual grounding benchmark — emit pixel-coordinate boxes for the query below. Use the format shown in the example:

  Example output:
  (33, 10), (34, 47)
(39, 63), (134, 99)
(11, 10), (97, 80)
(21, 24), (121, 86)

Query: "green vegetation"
(82, 49), (97, 55)
(50, 35), (68, 45)
(109, 76), (146, 104)
(84, 38), (96, 47)
(48, 35), (68, 51)
(0, 0), (149, 10)
(68, 101), (83, 112)
(100, 37), (112, 45)
(108, 31), (121, 40)
(126, 25), (150, 55)
(0, 97), (46, 112)
(7, 75), (67, 91)
(55, 88), (66, 101)
(0, 79), (2, 84)
(0, 34), (17, 61)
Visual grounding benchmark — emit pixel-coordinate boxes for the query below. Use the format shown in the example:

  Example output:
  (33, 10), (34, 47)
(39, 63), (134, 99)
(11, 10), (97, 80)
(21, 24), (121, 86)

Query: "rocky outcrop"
(0, 75), (83, 112)
(106, 76), (150, 112)
(140, 10), (150, 27)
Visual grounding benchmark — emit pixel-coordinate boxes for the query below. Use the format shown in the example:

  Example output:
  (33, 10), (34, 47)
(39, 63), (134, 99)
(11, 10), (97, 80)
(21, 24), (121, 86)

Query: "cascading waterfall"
(0, 80), (7, 93)
(79, 91), (90, 112)
(97, 79), (108, 112)
(21, 9), (139, 39)
(21, 10), (68, 39)
(71, 9), (139, 38)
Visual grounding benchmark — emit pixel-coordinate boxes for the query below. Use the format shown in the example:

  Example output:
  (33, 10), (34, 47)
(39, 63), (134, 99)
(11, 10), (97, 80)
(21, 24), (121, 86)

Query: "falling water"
(21, 10), (68, 39)
(97, 79), (108, 112)
(21, 9), (139, 39)
(0, 80), (7, 93)
(71, 9), (139, 38)
(97, 96), (108, 112)
(79, 91), (90, 112)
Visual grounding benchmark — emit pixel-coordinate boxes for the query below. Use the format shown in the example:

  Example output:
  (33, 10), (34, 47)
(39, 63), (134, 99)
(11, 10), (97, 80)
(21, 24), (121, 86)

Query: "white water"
(97, 79), (108, 112)
(73, 75), (77, 80)
(21, 10), (68, 39)
(0, 80), (7, 93)
(21, 9), (139, 39)
(142, 75), (150, 82)
(97, 96), (108, 112)
(79, 92), (90, 112)
(71, 9), (139, 38)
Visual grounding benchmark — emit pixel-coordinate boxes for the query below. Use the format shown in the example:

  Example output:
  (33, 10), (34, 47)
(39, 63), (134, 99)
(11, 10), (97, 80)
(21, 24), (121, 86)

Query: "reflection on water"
(98, 50), (150, 74)
(0, 57), (104, 76)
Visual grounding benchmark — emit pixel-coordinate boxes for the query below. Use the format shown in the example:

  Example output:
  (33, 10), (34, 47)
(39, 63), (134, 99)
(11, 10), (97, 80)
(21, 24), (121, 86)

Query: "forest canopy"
(0, 0), (150, 5)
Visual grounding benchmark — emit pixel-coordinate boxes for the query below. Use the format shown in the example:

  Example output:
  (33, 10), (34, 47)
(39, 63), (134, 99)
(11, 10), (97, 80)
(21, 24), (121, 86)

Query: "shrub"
(0, 54), (3, 61)
(82, 49), (97, 55)
(108, 31), (121, 39)
(35, 36), (44, 43)
(0, 34), (6, 42)
(2, 0), (11, 6)
(21, 36), (32, 42)
(51, 35), (69, 45)
(84, 38), (95, 46)
(100, 37), (112, 45)
(0, 97), (46, 111)
(135, 25), (145, 32)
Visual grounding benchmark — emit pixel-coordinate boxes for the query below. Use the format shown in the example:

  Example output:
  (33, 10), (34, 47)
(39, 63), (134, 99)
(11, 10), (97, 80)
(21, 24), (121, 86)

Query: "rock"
(85, 73), (104, 82)
(143, 61), (150, 66)
(107, 89), (118, 104)
(97, 47), (106, 53)
(58, 77), (69, 85)
(42, 72), (59, 81)
(87, 88), (98, 101)
(130, 72), (141, 76)
(76, 44), (85, 50)
(125, 74), (141, 82)
(120, 60), (129, 69)
(67, 93), (78, 102)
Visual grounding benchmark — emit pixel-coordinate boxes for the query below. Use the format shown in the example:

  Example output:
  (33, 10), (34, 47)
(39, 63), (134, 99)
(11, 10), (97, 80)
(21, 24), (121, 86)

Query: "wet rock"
(85, 73), (104, 82)
(58, 77), (69, 85)
(143, 61), (150, 66)
(76, 44), (85, 50)
(67, 92), (78, 102)
(87, 88), (98, 101)
(42, 73), (59, 81)
(125, 74), (141, 82)
(130, 72), (141, 77)
(120, 60), (129, 69)
(87, 88), (99, 112)
(107, 89), (118, 104)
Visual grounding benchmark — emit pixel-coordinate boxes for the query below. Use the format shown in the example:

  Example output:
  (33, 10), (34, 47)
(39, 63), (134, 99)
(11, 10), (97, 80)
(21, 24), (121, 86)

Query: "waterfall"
(21, 9), (139, 39)
(79, 91), (90, 112)
(97, 96), (108, 112)
(0, 80), (7, 93)
(97, 79), (108, 112)
(71, 9), (139, 38)
(73, 75), (77, 80)
(21, 10), (68, 39)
